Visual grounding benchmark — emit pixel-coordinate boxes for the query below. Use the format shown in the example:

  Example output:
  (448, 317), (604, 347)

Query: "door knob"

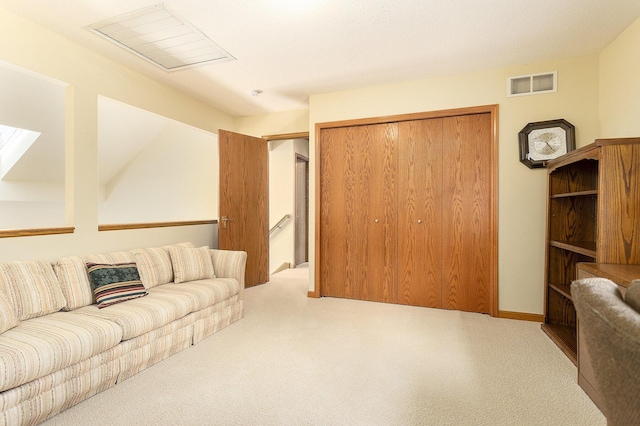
(221, 216), (233, 229)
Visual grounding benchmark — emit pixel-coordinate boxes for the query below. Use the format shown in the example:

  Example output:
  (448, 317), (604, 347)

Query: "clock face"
(527, 127), (567, 161)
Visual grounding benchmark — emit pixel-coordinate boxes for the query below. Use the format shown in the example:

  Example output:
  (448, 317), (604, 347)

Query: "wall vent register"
(508, 71), (557, 97)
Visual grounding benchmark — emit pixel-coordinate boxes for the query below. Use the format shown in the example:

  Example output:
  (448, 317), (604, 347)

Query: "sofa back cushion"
(0, 260), (66, 320)
(131, 247), (173, 289)
(168, 246), (216, 284)
(130, 242), (194, 289)
(0, 292), (18, 333)
(52, 251), (133, 311)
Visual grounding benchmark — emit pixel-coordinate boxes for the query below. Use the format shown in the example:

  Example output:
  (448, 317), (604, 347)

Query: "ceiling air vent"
(508, 72), (557, 97)
(88, 3), (235, 72)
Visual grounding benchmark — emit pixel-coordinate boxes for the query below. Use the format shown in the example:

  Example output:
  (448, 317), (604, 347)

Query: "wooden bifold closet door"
(320, 123), (398, 303)
(318, 109), (496, 315)
(397, 118), (443, 308)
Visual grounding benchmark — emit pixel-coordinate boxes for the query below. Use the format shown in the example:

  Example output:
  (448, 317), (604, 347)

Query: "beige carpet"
(42, 265), (605, 426)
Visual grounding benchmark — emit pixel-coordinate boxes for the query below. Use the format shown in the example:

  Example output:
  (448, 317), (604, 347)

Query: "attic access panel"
(88, 3), (235, 72)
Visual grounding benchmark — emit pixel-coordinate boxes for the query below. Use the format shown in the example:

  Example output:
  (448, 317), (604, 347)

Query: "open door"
(219, 130), (269, 287)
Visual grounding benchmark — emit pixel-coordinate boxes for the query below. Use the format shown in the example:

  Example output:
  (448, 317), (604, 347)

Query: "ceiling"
(1, 0), (640, 117)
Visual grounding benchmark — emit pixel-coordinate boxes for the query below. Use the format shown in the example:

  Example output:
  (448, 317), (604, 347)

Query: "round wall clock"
(518, 119), (575, 168)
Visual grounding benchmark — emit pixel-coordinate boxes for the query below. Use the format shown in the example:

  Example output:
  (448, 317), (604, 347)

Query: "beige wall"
(234, 109), (309, 137)
(600, 15), (640, 137)
(0, 7), (234, 261)
(309, 55), (600, 315)
(2, 2), (636, 317)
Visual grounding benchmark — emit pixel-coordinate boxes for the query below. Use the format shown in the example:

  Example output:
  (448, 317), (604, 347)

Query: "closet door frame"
(313, 104), (499, 317)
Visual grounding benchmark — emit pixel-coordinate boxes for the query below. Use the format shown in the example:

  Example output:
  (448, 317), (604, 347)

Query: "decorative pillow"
(168, 246), (215, 284)
(86, 262), (148, 308)
(0, 260), (67, 320)
(0, 292), (18, 333)
(164, 242), (195, 249)
(131, 247), (174, 289)
(130, 242), (195, 288)
(52, 251), (135, 311)
(625, 280), (640, 313)
(52, 256), (94, 311)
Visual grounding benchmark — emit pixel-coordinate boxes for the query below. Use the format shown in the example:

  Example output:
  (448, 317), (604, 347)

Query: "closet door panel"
(355, 124), (398, 303)
(319, 127), (358, 299)
(398, 119), (443, 307)
(442, 113), (492, 314)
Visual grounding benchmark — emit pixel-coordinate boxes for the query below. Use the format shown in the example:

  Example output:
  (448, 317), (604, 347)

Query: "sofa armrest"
(209, 249), (247, 298)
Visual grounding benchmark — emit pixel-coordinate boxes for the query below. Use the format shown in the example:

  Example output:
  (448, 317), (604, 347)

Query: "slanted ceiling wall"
(0, 7), (234, 261)
(0, 63), (66, 229)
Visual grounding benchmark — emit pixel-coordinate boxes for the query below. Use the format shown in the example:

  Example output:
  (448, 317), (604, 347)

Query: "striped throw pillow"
(168, 246), (215, 284)
(86, 262), (148, 308)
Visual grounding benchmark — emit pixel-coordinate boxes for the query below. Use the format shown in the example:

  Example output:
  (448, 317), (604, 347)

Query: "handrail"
(269, 214), (291, 235)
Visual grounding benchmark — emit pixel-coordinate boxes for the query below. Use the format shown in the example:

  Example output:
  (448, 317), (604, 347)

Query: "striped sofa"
(0, 243), (246, 426)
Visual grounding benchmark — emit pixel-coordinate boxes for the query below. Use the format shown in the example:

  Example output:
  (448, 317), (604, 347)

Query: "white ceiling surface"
(2, 1), (640, 117)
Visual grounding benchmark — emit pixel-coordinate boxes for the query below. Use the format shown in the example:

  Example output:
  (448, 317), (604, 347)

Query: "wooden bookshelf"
(543, 138), (640, 363)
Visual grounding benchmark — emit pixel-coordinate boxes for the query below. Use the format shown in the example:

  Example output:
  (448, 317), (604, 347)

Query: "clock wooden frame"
(518, 119), (575, 169)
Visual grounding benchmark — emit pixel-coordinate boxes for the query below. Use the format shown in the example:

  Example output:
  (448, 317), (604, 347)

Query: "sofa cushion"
(71, 291), (194, 340)
(0, 292), (18, 334)
(86, 263), (148, 308)
(0, 260), (66, 321)
(0, 312), (123, 392)
(168, 246), (216, 284)
(52, 252), (134, 311)
(131, 242), (195, 289)
(149, 278), (241, 311)
(131, 247), (173, 289)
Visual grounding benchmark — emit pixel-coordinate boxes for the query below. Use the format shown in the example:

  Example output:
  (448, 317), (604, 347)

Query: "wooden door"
(397, 119), (443, 307)
(218, 130), (269, 287)
(319, 124), (397, 302)
(294, 155), (309, 266)
(355, 123), (398, 302)
(441, 114), (493, 314)
(319, 126), (357, 298)
(316, 106), (497, 316)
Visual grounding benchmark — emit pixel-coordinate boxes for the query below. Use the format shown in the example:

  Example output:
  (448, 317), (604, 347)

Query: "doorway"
(295, 154), (309, 266)
(263, 132), (310, 275)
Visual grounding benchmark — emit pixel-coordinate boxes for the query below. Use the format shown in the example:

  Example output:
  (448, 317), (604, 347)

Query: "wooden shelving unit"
(542, 138), (640, 364)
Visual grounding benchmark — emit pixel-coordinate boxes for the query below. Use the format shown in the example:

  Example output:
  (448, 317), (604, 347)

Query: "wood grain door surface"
(356, 123), (398, 303)
(441, 114), (492, 314)
(397, 118), (443, 308)
(319, 126), (352, 299)
(318, 110), (495, 314)
(319, 124), (397, 302)
(218, 130), (269, 287)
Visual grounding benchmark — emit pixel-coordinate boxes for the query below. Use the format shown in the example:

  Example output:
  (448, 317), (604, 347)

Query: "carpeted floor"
(42, 265), (605, 425)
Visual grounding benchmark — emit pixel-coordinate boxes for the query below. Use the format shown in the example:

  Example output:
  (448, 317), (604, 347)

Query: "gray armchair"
(571, 277), (640, 426)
